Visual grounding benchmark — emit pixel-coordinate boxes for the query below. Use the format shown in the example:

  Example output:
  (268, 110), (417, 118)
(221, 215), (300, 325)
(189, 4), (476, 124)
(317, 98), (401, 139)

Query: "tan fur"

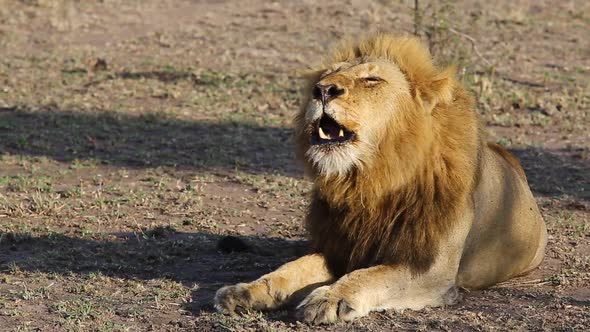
(215, 33), (547, 324)
(487, 142), (527, 181)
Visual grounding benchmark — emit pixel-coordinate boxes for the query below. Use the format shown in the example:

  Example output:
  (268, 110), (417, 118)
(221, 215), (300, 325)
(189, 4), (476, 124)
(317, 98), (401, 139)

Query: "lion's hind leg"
(215, 254), (333, 315)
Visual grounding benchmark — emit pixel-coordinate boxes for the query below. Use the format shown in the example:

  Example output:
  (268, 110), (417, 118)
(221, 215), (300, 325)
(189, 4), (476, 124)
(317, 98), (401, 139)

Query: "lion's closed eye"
(361, 76), (386, 84)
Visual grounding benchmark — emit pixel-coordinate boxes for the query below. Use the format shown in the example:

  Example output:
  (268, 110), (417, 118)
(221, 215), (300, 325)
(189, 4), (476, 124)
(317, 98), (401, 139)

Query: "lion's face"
(301, 60), (412, 177)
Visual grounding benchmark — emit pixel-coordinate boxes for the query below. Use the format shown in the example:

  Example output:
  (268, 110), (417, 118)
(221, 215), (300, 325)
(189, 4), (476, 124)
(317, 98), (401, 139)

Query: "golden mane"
(300, 34), (484, 277)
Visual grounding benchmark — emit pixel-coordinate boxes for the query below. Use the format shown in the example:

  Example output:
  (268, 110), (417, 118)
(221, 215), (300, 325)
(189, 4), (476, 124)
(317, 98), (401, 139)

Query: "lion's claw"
(214, 283), (253, 316)
(296, 286), (360, 325)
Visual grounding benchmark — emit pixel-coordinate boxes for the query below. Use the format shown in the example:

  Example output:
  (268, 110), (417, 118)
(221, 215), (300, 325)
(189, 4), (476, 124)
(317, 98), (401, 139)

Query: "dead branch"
(447, 27), (493, 67)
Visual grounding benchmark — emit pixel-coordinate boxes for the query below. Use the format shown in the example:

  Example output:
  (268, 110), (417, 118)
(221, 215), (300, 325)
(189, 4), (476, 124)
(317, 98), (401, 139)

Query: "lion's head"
(295, 34), (457, 185)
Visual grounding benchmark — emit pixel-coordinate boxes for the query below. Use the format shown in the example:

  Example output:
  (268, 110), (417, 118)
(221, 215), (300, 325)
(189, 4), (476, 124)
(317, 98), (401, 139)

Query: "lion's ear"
(430, 66), (455, 105)
(414, 66), (455, 113)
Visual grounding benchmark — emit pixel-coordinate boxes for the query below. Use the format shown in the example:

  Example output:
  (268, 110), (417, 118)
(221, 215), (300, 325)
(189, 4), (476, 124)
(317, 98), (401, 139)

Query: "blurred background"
(0, 1), (588, 331)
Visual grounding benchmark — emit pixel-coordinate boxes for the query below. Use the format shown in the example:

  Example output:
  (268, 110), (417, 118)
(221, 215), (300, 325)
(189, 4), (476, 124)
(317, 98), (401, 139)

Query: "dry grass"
(0, 0), (588, 331)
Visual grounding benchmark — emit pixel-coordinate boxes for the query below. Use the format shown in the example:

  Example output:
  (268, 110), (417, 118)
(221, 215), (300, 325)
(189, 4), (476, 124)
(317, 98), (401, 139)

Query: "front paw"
(214, 283), (254, 316)
(296, 286), (361, 325)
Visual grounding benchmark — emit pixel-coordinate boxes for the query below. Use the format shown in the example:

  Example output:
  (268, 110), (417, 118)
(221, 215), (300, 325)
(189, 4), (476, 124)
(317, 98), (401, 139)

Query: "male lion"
(215, 34), (547, 324)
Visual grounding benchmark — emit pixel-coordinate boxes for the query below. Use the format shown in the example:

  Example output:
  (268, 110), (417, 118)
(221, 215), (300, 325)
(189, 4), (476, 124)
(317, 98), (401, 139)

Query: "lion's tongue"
(319, 119), (344, 140)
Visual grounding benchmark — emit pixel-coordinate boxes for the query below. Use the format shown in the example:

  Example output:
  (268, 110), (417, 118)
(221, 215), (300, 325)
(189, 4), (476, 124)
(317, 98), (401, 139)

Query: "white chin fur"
(306, 144), (363, 177)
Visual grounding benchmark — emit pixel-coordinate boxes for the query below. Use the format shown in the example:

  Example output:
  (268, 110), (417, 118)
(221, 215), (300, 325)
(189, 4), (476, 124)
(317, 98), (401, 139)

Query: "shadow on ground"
(0, 106), (300, 176)
(0, 229), (308, 312)
(1, 107), (587, 201)
(512, 148), (590, 203)
(1, 229), (587, 328)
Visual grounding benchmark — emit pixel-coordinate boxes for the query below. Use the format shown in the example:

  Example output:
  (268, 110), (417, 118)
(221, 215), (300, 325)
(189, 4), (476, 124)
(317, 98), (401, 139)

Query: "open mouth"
(310, 114), (355, 145)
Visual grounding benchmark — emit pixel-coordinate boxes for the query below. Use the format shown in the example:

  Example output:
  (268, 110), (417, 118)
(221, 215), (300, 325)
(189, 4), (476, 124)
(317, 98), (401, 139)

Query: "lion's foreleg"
(215, 254), (333, 315)
(296, 214), (473, 326)
(296, 263), (459, 324)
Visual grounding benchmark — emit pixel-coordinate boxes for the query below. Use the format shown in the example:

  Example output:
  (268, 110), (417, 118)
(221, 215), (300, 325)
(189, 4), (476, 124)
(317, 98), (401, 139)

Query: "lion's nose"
(312, 84), (346, 105)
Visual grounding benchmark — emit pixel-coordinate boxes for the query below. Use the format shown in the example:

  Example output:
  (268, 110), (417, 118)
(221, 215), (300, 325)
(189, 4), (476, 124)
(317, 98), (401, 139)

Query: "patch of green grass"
(26, 192), (64, 216)
(0, 175), (53, 193)
(193, 70), (230, 87)
(10, 281), (54, 301)
(140, 225), (177, 240)
(551, 210), (589, 239)
(531, 111), (552, 127)
(53, 299), (97, 323)
(0, 231), (34, 245)
(58, 185), (84, 199)
(495, 137), (511, 147)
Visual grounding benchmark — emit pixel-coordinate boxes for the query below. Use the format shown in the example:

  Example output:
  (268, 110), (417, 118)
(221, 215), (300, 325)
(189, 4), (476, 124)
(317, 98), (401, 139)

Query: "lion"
(214, 33), (547, 324)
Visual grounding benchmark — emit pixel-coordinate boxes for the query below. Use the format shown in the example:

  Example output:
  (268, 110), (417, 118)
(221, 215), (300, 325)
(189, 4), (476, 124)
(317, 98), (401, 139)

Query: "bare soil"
(0, 0), (588, 331)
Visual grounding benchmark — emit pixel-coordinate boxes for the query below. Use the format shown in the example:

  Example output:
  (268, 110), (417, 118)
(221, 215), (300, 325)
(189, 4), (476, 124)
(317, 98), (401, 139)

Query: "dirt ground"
(0, 0), (588, 331)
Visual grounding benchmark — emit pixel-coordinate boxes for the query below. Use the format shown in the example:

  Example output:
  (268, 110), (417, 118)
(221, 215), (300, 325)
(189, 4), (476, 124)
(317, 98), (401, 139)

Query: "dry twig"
(447, 27), (493, 67)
